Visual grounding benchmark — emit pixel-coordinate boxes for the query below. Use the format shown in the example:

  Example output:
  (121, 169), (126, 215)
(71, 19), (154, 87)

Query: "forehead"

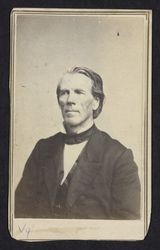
(59, 73), (92, 90)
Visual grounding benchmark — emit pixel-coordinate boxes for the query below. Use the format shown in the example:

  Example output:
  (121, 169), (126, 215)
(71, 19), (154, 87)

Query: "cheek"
(81, 99), (94, 112)
(58, 97), (66, 106)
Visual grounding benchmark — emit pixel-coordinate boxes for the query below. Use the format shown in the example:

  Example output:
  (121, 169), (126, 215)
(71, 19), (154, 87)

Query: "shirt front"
(60, 121), (94, 184)
(61, 141), (88, 184)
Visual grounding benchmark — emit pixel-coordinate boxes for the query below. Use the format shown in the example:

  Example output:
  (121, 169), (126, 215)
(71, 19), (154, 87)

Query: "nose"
(67, 91), (76, 104)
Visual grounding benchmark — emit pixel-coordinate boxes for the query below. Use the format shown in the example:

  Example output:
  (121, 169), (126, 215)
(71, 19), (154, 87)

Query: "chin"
(64, 118), (81, 127)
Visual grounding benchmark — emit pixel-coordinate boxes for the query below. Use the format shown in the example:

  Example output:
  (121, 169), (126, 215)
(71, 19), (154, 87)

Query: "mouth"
(65, 110), (79, 113)
(64, 110), (79, 118)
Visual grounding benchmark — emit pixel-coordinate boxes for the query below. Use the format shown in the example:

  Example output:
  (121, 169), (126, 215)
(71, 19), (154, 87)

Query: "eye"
(59, 89), (69, 96)
(75, 89), (85, 95)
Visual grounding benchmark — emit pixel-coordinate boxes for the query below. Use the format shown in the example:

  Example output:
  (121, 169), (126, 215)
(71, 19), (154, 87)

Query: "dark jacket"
(15, 126), (141, 219)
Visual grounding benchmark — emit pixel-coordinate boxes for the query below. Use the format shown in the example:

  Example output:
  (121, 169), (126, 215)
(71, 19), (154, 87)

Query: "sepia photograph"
(9, 8), (152, 240)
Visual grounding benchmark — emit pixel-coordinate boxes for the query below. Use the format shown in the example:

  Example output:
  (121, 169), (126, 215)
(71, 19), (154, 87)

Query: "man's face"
(58, 73), (99, 128)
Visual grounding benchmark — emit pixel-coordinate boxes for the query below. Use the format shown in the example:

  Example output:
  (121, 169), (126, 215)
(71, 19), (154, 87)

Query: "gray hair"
(57, 67), (105, 119)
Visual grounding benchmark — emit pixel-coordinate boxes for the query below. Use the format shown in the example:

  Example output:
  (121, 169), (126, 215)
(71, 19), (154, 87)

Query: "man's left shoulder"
(95, 128), (131, 158)
(93, 128), (137, 173)
(96, 128), (126, 149)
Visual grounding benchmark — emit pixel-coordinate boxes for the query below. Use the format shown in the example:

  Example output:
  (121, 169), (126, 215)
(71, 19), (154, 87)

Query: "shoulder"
(96, 127), (127, 152)
(94, 127), (134, 163)
(38, 132), (63, 144)
(94, 128), (138, 179)
(32, 132), (63, 152)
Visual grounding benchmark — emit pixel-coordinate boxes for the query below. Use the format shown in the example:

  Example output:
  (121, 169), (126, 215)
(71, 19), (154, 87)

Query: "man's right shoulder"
(34, 132), (63, 151)
(40, 132), (63, 142)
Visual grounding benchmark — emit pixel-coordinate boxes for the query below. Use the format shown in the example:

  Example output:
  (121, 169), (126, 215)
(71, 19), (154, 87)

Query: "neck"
(64, 119), (94, 135)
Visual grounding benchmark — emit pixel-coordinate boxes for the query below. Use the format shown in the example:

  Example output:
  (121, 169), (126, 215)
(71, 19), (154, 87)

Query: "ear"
(92, 97), (100, 111)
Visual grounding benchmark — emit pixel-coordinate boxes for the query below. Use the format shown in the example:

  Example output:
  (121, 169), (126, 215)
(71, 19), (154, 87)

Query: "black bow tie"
(63, 124), (95, 145)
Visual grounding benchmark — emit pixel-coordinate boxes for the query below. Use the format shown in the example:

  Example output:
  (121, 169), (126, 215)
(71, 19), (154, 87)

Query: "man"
(15, 67), (141, 219)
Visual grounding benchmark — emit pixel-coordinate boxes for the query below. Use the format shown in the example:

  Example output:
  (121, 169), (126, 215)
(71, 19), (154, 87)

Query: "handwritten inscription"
(18, 224), (31, 238)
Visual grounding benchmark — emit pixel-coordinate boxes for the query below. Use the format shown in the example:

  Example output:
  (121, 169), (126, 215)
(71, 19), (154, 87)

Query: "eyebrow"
(59, 88), (86, 93)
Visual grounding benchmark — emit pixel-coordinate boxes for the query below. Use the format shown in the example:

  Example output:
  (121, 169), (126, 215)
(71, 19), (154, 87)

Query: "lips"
(64, 110), (79, 117)
(65, 110), (79, 113)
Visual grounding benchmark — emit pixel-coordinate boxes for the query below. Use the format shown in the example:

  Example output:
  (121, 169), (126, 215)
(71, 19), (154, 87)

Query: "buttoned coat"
(15, 126), (141, 219)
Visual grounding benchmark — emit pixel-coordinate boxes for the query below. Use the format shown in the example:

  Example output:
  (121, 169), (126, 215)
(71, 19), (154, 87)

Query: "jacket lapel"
(42, 134), (64, 207)
(66, 127), (105, 208)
